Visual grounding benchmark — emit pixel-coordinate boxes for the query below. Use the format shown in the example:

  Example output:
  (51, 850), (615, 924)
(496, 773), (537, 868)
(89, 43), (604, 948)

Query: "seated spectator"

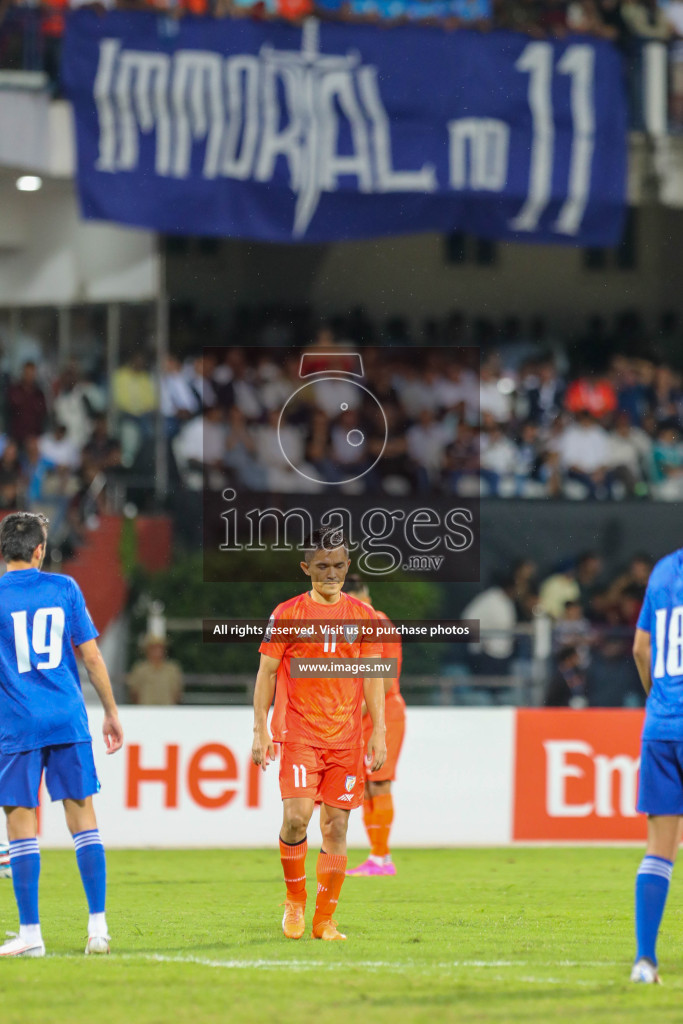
(565, 370), (617, 421)
(82, 415), (121, 471)
(224, 406), (268, 491)
(556, 410), (614, 498)
(181, 351), (218, 409)
(544, 646), (589, 708)
(406, 408), (454, 491)
(366, 402), (413, 494)
(39, 423), (80, 470)
(434, 362), (479, 421)
(614, 356), (653, 424)
(513, 419), (546, 496)
(173, 405), (227, 490)
(442, 422), (481, 495)
(329, 407), (373, 486)
(520, 358), (564, 426)
(650, 422), (683, 499)
(127, 636), (184, 706)
(253, 409), (322, 492)
(479, 357), (513, 423)
(479, 421), (518, 496)
(607, 410), (652, 495)
(650, 363), (681, 423)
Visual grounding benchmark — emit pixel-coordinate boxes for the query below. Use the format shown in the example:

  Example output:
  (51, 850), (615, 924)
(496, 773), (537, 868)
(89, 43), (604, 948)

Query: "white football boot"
(0, 933), (45, 958)
(85, 935), (111, 955)
(630, 958), (661, 984)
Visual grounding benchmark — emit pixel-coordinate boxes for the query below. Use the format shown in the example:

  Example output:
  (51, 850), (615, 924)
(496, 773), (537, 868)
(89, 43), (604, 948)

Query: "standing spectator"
(539, 563), (581, 620)
(461, 575), (517, 680)
(575, 551), (603, 615)
(112, 354), (157, 466)
(6, 362), (47, 445)
(160, 354), (200, 438)
(53, 364), (104, 449)
(127, 636), (184, 706)
(554, 601), (593, 668)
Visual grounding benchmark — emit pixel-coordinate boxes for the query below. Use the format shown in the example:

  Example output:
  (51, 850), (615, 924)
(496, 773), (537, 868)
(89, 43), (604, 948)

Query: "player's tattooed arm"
(363, 670), (387, 772)
(78, 638), (124, 754)
(252, 654), (279, 771)
(633, 628), (653, 696)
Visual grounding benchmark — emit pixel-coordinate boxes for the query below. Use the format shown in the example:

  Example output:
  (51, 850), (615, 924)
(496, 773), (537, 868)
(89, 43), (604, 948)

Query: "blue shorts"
(638, 740), (683, 816)
(0, 743), (100, 808)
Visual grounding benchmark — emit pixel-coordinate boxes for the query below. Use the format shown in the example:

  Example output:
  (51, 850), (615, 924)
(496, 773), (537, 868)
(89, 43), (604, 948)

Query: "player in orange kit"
(251, 528), (387, 942)
(344, 575), (406, 877)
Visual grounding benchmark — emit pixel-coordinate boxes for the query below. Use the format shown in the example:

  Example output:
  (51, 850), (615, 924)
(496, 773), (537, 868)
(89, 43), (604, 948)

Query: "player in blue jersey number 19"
(630, 546), (683, 984)
(0, 512), (123, 958)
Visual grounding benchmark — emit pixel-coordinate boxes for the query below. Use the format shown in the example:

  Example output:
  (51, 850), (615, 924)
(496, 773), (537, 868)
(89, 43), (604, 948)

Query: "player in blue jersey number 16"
(0, 512), (123, 958)
(630, 546), (683, 984)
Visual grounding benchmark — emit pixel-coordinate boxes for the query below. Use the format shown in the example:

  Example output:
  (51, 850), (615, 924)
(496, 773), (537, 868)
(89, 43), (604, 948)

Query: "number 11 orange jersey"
(261, 590), (382, 750)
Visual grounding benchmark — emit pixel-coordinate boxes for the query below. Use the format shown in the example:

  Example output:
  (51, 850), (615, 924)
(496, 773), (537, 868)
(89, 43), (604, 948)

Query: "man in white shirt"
(557, 411), (614, 498)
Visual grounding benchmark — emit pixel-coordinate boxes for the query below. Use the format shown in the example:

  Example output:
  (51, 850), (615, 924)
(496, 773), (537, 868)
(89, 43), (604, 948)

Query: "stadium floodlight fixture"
(16, 175), (42, 192)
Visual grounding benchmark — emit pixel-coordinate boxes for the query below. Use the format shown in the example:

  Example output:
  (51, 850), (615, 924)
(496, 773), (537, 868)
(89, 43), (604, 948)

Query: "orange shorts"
(279, 743), (365, 810)
(362, 711), (405, 783)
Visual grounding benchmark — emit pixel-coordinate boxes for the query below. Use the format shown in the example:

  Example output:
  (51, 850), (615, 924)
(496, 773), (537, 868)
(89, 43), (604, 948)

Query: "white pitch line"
(47, 952), (625, 974)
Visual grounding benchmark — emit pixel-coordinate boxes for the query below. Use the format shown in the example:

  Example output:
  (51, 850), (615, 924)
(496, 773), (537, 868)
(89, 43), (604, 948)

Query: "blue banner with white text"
(63, 12), (627, 245)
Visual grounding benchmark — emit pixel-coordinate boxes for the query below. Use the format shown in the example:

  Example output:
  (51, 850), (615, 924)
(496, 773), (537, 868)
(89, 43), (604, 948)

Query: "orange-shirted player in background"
(251, 528), (387, 942)
(344, 575), (406, 878)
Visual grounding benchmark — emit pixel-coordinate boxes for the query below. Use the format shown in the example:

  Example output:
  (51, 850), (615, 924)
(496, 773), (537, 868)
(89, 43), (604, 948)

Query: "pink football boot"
(346, 859), (396, 876)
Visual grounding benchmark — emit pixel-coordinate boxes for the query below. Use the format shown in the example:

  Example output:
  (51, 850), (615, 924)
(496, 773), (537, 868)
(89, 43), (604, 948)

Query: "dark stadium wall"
(165, 205), (683, 327)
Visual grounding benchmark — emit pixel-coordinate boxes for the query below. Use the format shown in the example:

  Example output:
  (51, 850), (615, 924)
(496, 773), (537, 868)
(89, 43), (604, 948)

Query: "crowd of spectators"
(159, 310), (683, 500)
(6, 307), (683, 514)
(0, 353), (125, 557)
(457, 550), (649, 706)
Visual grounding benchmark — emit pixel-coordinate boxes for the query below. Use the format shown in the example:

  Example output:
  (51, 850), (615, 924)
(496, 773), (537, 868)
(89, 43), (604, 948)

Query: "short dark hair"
(304, 527), (349, 563)
(0, 512), (49, 563)
(344, 573), (368, 597)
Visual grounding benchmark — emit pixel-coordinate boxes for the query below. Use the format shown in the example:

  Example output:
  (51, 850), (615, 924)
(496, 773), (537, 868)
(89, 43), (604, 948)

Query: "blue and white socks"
(9, 838), (42, 946)
(635, 855), (674, 965)
(73, 830), (108, 937)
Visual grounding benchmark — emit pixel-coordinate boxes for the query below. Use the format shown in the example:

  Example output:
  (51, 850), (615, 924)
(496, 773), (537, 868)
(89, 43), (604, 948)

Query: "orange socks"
(280, 837), (307, 904)
(312, 852), (347, 928)
(363, 793), (394, 858)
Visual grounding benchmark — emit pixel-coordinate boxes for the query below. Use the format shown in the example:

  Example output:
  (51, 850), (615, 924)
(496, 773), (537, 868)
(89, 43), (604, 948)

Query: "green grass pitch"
(2, 847), (683, 1023)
